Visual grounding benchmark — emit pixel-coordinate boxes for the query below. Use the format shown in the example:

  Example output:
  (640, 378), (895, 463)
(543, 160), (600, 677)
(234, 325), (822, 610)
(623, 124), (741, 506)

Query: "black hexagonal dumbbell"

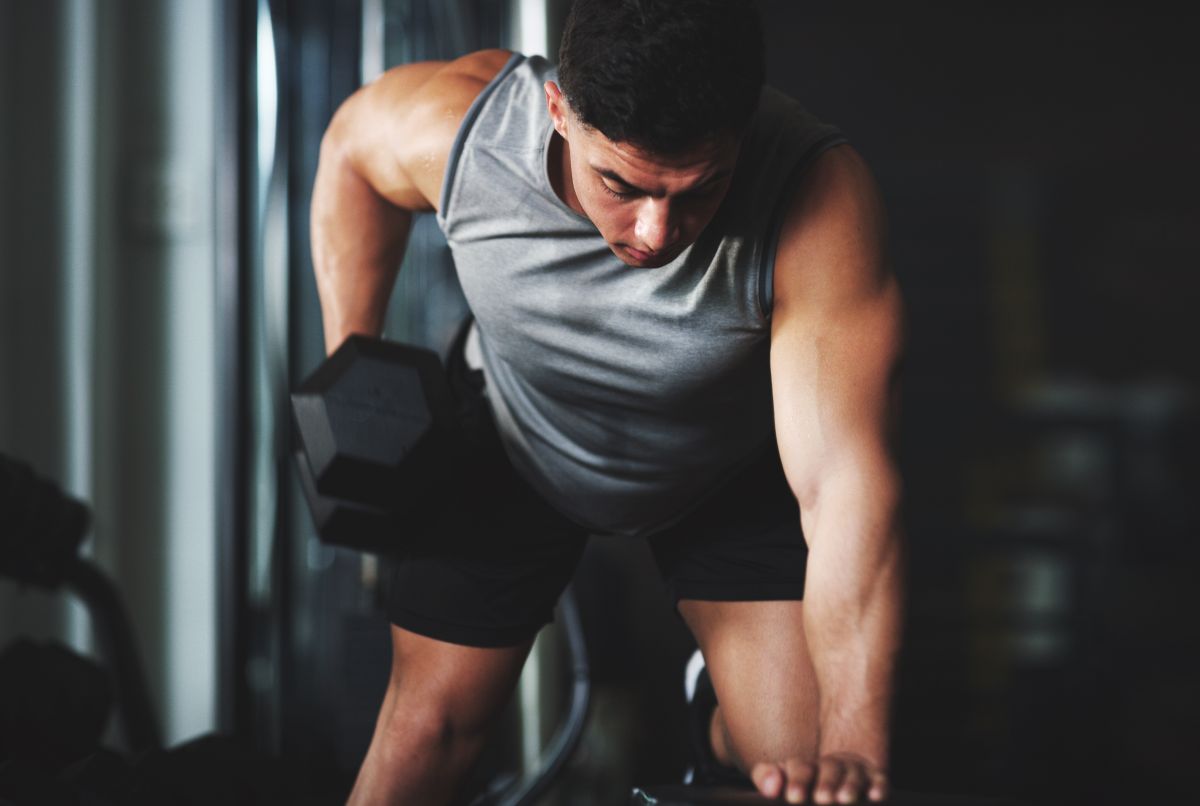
(290, 335), (456, 552)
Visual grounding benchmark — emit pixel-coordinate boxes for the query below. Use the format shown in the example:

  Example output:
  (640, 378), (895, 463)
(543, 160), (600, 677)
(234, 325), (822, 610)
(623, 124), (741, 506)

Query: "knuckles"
(753, 755), (886, 803)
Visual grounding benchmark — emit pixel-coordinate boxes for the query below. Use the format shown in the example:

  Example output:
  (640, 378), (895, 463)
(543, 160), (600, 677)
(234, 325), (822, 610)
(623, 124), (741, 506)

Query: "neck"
(549, 131), (585, 216)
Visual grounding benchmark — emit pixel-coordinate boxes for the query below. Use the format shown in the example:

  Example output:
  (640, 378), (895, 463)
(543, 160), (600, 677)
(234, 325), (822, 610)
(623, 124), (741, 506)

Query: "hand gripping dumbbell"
(290, 335), (456, 553)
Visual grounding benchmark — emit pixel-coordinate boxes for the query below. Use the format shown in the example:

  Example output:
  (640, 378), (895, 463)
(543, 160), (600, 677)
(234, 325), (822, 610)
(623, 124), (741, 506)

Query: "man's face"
(546, 82), (740, 268)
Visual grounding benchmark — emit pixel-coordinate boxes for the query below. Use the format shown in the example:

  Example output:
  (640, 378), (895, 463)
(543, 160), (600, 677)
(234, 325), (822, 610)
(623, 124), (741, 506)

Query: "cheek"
(678, 201), (721, 239)
(580, 192), (632, 238)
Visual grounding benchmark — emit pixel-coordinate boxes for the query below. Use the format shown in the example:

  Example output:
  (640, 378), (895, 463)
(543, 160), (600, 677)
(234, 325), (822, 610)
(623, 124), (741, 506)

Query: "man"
(310, 1), (904, 803)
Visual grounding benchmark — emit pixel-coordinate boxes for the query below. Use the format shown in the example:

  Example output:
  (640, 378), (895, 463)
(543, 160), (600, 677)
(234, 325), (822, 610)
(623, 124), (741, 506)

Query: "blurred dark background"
(1, 1), (1197, 805)
(769, 4), (1200, 804)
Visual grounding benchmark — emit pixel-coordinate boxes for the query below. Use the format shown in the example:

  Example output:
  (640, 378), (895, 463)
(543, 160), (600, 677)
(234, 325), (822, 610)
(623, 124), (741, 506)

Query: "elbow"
(317, 88), (370, 182)
(311, 114), (360, 278)
(790, 448), (903, 520)
(317, 115), (354, 177)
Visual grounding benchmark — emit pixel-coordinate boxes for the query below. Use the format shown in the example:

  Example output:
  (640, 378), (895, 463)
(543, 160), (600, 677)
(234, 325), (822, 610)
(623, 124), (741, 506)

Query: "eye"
(601, 181), (637, 200)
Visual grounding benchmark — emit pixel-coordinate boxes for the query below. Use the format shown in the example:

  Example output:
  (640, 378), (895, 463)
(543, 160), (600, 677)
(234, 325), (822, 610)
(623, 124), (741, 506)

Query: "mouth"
(624, 245), (654, 261)
(620, 244), (677, 266)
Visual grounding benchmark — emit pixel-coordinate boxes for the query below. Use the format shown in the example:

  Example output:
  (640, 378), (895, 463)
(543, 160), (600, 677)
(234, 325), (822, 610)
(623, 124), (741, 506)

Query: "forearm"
(310, 133), (413, 354)
(801, 464), (904, 768)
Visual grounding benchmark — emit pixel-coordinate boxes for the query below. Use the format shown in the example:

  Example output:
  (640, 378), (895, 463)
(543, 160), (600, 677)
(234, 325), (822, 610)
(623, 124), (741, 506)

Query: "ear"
(544, 81), (570, 139)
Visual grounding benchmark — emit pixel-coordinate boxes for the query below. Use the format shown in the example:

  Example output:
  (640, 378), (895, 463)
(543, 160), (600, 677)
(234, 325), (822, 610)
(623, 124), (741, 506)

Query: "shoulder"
(404, 48), (516, 125)
(771, 144), (895, 319)
(391, 49), (515, 210)
(325, 49), (514, 211)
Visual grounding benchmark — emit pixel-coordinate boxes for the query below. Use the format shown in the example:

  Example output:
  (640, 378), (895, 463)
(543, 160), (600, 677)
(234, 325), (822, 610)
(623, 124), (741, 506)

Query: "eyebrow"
(595, 166), (730, 197)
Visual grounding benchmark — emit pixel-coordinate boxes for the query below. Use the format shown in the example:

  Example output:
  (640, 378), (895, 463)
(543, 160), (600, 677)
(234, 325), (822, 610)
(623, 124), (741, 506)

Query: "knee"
(379, 692), (491, 764)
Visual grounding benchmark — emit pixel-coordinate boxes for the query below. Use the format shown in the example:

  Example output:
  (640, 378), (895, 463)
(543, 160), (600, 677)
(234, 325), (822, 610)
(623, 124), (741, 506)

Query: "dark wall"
(760, 3), (1199, 804)
(766, 1), (1200, 383)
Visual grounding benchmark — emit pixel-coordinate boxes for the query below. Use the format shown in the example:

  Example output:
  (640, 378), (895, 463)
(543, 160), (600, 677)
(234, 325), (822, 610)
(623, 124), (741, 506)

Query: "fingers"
(831, 760), (863, 804)
(812, 756), (846, 804)
(867, 767), (888, 802)
(784, 758), (816, 802)
(752, 761), (786, 799)
(748, 762), (796, 801)
(754, 755), (888, 803)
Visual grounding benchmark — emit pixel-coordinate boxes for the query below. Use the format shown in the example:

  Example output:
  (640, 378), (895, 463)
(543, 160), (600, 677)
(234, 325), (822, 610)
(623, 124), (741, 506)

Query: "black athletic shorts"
(384, 323), (808, 648)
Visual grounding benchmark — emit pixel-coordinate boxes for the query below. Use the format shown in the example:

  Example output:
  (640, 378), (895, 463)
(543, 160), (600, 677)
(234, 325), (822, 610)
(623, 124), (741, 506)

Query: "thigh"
(679, 599), (820, 762)
(385, 512), (587, 648)
(385, 324), (589, 648)
(385, 424), (588, 648)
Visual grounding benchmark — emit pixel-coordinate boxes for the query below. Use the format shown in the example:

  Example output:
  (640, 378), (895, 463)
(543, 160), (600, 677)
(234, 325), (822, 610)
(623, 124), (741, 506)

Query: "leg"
(345, 321), (588, 804)
(678, 599), (819, 775)
(347, 624), (532, 806)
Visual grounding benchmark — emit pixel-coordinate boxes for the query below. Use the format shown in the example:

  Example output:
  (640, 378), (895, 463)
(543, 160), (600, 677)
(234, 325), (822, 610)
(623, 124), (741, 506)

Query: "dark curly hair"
(557, 0), (765, 154)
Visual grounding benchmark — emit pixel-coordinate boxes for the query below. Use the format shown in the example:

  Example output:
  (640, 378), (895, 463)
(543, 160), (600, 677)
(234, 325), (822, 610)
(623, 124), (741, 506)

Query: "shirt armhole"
(436, 52), (525, 228)
(758, 132), (850, 318)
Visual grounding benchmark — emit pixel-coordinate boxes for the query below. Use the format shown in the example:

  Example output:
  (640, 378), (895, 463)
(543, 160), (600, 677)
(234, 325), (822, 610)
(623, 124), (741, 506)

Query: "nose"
(634, 198), (679, 253)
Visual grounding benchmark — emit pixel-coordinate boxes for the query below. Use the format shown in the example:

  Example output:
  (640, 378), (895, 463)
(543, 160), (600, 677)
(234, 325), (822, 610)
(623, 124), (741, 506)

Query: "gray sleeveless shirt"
(436, 54), (846, 537)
